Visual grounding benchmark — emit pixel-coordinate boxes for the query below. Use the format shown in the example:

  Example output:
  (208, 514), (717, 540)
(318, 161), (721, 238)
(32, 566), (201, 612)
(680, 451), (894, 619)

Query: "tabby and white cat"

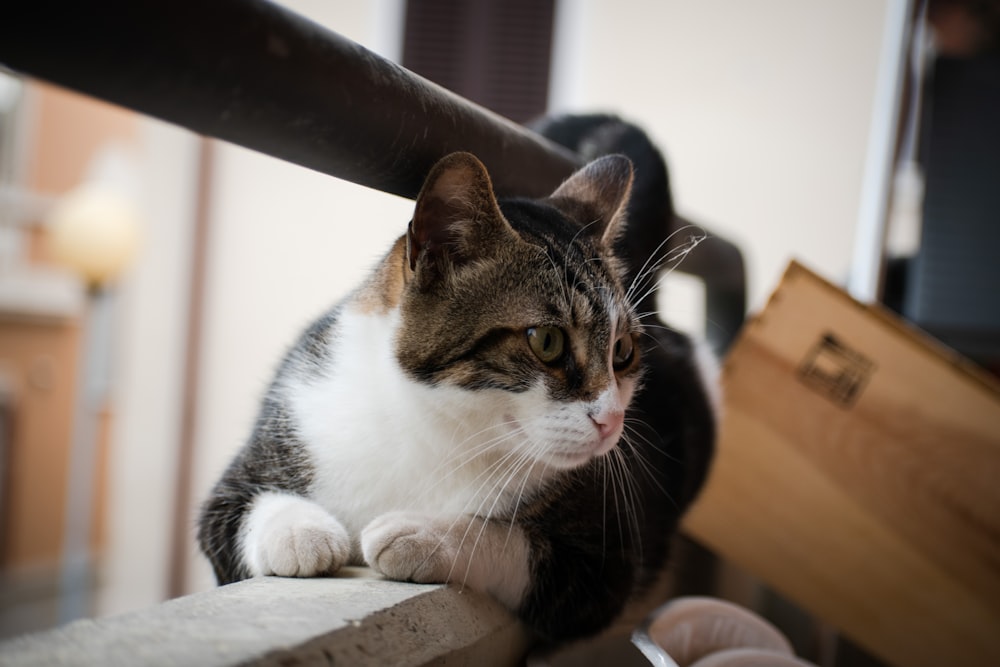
(198, 116), (717, 643)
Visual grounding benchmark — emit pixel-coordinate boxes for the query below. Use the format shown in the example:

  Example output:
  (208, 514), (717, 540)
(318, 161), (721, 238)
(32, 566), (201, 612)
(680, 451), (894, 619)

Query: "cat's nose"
(590, 411), (624, 440)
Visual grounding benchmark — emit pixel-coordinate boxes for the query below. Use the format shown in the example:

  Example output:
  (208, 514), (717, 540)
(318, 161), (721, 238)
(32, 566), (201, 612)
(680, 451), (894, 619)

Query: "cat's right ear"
(551, 154), (634, 245)
(407, 152), (506, 284)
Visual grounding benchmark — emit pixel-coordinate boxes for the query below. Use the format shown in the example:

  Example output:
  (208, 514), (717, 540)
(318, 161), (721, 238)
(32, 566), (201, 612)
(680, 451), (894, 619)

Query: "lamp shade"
(48, 185), (140, 287)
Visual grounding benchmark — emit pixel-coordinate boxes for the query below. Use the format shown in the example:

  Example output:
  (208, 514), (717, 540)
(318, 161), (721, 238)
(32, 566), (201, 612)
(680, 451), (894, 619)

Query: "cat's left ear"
(408, 152), (507, 281)
(551, 155), (634, 245)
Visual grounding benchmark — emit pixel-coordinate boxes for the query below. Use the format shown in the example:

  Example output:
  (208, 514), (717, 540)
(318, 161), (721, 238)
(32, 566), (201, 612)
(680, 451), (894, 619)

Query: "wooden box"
(683, 261), (1000, 667)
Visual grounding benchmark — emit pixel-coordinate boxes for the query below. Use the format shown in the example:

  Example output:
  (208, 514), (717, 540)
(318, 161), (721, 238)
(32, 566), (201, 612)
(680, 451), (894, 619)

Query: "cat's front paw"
(360, 512), (457, 584)
(243, 492), (351, 578)
(362, 511), (532, 611)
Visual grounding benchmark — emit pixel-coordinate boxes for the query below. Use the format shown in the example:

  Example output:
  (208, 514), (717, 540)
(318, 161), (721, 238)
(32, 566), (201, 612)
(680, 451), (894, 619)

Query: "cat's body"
(199, 115), (717, 643)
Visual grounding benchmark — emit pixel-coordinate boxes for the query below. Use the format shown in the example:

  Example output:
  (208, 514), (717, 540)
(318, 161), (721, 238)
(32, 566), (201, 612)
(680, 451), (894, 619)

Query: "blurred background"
(0, 0), (995, 656)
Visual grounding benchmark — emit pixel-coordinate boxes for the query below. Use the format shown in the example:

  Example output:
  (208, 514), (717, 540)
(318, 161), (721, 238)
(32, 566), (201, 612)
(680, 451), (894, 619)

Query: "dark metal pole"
(0, 0), (580, 200)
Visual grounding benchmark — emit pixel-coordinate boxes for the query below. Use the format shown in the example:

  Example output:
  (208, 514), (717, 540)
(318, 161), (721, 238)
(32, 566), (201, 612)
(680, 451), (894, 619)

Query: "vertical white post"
(548, 0), (589, 113)
(59, 287), (114, 623)
(848, 0), (915, 303)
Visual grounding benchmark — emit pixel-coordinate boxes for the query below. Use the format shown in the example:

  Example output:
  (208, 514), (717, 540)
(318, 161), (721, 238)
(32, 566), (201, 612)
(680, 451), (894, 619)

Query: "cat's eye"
(527, 326), (565, 364)
(612, 334), (635, 370)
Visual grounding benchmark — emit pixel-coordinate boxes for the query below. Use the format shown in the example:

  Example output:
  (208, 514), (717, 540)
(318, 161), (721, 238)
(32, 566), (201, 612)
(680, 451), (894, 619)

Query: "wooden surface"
(683, 261), (1000, 667)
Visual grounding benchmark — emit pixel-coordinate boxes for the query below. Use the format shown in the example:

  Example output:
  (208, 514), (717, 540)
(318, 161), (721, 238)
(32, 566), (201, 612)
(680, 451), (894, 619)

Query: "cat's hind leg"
(241, 491), (351, 578)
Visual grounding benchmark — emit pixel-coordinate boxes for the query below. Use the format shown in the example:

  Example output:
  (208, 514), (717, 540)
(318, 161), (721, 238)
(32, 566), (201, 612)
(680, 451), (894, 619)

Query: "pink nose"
(590, 411), (624, 440)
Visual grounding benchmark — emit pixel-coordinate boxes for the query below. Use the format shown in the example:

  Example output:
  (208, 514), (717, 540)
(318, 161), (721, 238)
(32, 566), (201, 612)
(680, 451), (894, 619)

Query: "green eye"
(612, 334), (635, 370)
(527, 326), (565, 364)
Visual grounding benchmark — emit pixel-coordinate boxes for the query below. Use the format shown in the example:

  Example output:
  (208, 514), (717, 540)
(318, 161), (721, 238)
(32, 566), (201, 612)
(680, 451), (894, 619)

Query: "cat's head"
(397, 152), (642, 470)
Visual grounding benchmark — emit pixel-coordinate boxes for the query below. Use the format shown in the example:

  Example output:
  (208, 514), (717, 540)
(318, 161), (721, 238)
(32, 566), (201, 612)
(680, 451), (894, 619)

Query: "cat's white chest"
(286, 306), (536, 538)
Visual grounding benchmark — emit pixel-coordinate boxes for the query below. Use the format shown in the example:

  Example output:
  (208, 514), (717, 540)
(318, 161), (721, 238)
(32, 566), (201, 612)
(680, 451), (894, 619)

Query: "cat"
(198, 114), (718, 644)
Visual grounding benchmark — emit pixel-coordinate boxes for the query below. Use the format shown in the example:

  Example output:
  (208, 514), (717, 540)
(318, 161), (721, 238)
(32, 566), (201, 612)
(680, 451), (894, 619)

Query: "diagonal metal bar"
(0, 0), (580, 200)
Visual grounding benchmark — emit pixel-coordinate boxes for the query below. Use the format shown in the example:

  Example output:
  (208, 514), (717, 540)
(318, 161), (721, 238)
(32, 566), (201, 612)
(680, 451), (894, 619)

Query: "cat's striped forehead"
(504, 198), (632, 320)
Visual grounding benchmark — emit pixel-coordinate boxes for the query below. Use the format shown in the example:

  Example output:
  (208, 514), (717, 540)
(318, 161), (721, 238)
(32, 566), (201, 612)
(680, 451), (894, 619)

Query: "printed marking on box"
(798, 332), (876, 408)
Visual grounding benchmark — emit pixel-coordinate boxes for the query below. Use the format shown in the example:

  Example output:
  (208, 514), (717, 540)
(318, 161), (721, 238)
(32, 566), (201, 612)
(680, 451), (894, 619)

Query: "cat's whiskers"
(454, 450), (541, 590)
(613, 443), (645, 553)
(456, 418), (550, 522)
(454, 433), (535, 516)
(634, 315), (677, 328)
(601, 455), (610, 561)
(413, 445), (532, 553)
(501, 453), (545, 554)
(595, 448), (617, 526)
(597, 442), (643, 561)
(626, 232), (708, 311)
(621, 421), (680, 510)
(623, 417), (683, 466)
(625, 235), (706, 320)
(410, 418), (527, 503)
(602, 448), (628, 555)
(635, 321), (682, 342)
(420, 416), (539, 536)
(624, 224), (702, 305)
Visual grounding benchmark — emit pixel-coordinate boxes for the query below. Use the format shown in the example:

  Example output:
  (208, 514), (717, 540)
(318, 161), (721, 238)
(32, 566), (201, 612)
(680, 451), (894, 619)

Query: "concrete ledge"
(0, 568), (531, 666)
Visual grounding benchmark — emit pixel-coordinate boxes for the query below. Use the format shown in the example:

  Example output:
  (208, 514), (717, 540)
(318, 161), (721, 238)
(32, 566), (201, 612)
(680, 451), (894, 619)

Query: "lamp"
(48, 183), (139, 624)
(48, 184), (139, 289)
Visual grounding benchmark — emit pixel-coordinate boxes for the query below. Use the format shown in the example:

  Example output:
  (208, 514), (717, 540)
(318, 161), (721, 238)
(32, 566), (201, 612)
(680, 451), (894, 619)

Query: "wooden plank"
(683, 261), (1000, 667)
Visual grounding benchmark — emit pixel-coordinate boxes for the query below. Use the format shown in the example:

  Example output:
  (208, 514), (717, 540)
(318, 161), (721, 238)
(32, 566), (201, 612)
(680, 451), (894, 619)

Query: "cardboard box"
(683, 261), (1000, 667)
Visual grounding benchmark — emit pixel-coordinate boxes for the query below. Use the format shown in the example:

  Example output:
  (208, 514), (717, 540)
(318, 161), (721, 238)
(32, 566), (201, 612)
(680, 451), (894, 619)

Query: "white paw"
(360, 511), (456, 583)
(242, 492), (350, 578)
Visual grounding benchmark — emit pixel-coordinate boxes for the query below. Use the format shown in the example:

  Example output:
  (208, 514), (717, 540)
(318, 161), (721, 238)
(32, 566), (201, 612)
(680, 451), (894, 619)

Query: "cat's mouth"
(547, 450), (595, 469)
(544, 435), (618, 470)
